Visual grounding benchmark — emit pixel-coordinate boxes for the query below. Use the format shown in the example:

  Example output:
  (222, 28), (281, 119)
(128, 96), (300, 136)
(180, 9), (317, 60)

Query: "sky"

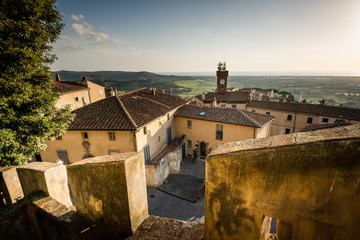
(52, 0), (360, 75)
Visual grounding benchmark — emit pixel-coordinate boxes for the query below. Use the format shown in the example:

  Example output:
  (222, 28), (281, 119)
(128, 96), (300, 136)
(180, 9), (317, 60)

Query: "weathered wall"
(175, 116), (257, 156)
(0, 167), (24, 205)
(145, 157), (170, 187)
(87, 80), (105, 103)
(16, 162), (72, 207)
(136, 108), (179, 161)
(41, 130), (136, 163)
(67, 152), (148, 235)
(56, 89), (90, 110)
(205, 124), (360, 240)
(246, 106), (319, 135)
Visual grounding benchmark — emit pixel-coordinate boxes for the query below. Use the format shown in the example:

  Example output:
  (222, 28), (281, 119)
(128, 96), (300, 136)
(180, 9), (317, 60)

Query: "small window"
(144, 145), (150, 163)
(251, 110), (256, 112)
(187, 140), (192, 148)
(187, 120), (192, 129)
(82, 132), (88, 139)
(75, 97), (79, 101)
(144, 126), (147, 134)
(266, 112), (270, 115)
(285, 128), (291, 134)
(307, 117), (313, 124)
(56, 135), (62, 140)
(232, 105), (236, 108)
(287, 115), (292, 121)
(199, 111), (206, 116)
(57, 150), (70, 164)
(167, 114), (170, 120)
(322, 118), (329, 123)
(100, 89), (103, 96)
(216, 124), (223, 140)
(108, 150), (120, 155)
(221, 104), (226, 107)
(108, 132), (115, 141)
(158, 136), (161, 142)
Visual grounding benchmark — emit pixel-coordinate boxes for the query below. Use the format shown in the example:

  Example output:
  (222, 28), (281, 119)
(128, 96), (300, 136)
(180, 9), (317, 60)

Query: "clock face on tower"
(220, 79), (225, 85)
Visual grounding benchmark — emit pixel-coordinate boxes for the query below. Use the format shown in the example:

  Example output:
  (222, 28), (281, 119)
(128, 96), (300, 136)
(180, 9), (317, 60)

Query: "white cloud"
(71, 14), (84, 21)
(70, 22), (124, 44)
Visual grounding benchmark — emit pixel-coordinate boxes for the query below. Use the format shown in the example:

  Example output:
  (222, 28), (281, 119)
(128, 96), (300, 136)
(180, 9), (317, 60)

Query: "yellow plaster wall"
(135, 108), (179, 160)
(87, 81), (105, 103)
(56, 90), (90, 110)
(247, 106), (319, 135)
(204, 102), (246, 110)
(41, 130), (136, 164)
(175, 117), (257, 154)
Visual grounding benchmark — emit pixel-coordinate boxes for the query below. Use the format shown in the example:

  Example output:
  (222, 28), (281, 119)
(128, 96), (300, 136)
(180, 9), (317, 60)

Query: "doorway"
(200, 141), (207, 157)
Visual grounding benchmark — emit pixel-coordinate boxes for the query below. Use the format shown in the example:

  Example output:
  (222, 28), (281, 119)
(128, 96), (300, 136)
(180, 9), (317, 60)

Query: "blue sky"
(52, 0), (360, 75)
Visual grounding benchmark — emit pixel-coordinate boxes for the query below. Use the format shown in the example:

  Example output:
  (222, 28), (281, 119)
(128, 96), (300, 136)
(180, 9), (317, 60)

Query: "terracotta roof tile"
(69, 88), (187, 130)
(195, 91), (250, 103)
(247, 100), (360, 121)
(53, 81), (88, 93)
(174, 104), (274, 128)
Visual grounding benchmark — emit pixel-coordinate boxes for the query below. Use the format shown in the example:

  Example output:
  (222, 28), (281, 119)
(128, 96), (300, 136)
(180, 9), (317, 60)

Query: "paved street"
(147, 157), (205, 223)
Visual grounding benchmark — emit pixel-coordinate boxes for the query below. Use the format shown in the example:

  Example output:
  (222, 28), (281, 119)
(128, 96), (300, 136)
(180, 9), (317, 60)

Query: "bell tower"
(216, 62), (228, 92)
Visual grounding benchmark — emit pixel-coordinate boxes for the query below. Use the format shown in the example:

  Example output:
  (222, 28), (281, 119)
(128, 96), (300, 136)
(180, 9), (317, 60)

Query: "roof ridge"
(135, 95), (171, 109)
(115, 96), (138, 129)
(119, 87), (147, 97)
(237, 109), (261, 127)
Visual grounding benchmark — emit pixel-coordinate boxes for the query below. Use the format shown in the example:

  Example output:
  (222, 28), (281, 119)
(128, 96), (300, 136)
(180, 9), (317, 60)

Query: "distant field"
(174, 79), (216, 99)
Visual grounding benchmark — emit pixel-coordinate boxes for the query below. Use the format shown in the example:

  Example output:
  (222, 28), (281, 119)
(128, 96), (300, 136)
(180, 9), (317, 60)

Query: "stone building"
(246, 100), (360, 136)
(174, 104), (274, 159)
(53, 74), (106, 110)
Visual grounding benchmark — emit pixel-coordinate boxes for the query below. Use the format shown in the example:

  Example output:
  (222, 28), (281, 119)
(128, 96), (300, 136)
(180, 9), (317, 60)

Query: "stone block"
(67, 152), (148, 235)
(0, 166), (24, 205)
(16, 162), (72, 207)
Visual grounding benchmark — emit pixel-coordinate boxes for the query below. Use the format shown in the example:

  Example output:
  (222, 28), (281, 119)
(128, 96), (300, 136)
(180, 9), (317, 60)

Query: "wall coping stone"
(210, 124), (360, 156)
(70, 152), (139, 166)
(17, 162), (61, 172)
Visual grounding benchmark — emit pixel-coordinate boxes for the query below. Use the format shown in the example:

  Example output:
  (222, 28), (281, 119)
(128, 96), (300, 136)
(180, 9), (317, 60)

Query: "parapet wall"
(205, 124), (360, 240)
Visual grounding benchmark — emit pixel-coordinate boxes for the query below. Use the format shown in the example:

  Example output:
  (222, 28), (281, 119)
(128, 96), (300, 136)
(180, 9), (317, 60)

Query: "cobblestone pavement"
(179, 157), (205, 179)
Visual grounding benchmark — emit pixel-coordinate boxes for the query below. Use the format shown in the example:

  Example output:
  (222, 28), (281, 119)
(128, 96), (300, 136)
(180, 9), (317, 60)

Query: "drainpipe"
(133, 131), (138, 152)
(293, 112), (297, 133)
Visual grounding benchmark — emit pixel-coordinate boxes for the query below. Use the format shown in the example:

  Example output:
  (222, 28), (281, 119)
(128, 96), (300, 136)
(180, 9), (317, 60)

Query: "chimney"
(162, 88), (165, 94)
(55, 74), (60, 82)
(105, 87), (113, 98)
(213, 97), (217, 107)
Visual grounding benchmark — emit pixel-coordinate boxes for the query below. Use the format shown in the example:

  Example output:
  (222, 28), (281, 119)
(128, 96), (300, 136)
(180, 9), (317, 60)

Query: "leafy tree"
(287, 92), (295, 102)
(0, 0), (74, 166)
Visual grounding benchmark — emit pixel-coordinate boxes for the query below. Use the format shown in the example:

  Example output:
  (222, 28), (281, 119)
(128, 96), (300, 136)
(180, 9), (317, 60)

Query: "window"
(144, 126), (147, 134)
(307, 117), (313, 124)
(232, 105), (236, 108)
(285, 128), (291, 134)
(187, 120), (192, 129)
(158, 136), (161, 142)
(75, 97), (79, 101)
(287, 115), (292, 121)
(322, 118), (329, 123)
(221, 104), (226, 107)
(57, 150), (70, 164)
(216, 124), (223, 140)
(251, 110), (256, 112)
(108, 150), (120, 155)
(82, 132), (88, 139)
(144, 145), (150, 163)
(266, 112), (270, 115)
(108, 132), (115, 140)
(100, 89), (103, 96)
(187, 140), (192, 148)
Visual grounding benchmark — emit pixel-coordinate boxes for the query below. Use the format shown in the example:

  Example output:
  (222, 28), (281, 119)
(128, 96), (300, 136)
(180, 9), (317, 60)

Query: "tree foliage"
(0, 0), (74, 166)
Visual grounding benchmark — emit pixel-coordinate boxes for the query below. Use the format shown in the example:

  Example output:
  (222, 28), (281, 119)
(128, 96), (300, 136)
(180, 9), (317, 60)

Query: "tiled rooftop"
(53, 80), (88, 93)
(175, 104), (274, 128)
(69, 88), (187, 130)
(195, 91), (250, 103)
(247, 100), (360, 121)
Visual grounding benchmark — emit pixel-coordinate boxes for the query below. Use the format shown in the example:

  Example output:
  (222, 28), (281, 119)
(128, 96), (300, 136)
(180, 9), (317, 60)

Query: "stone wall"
(67, 152), (148, 235)
(205, 124), (360, 240)
(0, 166), (23, 206)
